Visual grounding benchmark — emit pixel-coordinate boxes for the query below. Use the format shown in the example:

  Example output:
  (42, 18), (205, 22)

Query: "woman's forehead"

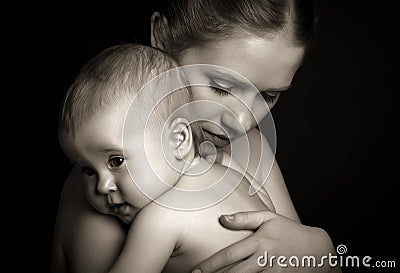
(178, 36), (304, 91)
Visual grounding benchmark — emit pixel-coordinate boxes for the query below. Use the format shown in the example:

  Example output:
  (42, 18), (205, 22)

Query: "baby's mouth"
(109, 202), (128, 214)
(109, 203), (138, 225)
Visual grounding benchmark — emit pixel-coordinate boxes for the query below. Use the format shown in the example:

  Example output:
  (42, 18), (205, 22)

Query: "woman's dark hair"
(158, 0), (318, 57)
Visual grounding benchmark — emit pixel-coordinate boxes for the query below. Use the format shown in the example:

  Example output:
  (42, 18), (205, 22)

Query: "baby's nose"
(97, 175), (117, 195)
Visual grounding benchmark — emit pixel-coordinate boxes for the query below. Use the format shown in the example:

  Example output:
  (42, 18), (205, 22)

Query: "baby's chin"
(92, 204), (138, 225)
(118, 214), (135, 225)
(116, 205), (140, 225)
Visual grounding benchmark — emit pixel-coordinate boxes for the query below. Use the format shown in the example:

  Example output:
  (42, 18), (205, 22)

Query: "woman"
(52, 0), (340, 272)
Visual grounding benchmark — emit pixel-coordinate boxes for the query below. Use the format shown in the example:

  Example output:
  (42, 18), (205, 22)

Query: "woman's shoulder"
(247, 127), (272, 151)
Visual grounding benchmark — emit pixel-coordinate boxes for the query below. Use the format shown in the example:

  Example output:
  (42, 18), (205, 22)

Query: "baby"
(57, 43), (272, 273)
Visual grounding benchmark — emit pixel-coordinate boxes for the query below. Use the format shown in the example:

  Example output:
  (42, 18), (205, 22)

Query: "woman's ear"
(168, 118), (193, 161)
(151, 11), (170, 51)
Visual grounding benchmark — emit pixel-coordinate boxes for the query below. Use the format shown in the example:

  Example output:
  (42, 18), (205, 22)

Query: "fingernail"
(192, 269), (201, 273)
(224, 214), (235, 221)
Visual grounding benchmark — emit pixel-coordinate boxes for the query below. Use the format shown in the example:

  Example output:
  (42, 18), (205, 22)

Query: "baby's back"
(154, 163), (269, 273)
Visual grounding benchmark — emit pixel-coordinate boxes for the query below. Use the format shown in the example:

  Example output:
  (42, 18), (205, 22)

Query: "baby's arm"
(108, 203), (179, 273)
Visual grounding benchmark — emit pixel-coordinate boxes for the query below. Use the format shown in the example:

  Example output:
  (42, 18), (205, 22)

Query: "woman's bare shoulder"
(53, 168), (126, 273)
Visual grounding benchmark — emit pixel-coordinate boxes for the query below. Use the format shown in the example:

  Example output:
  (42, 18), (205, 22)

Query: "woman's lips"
(202, 129), (230, 147)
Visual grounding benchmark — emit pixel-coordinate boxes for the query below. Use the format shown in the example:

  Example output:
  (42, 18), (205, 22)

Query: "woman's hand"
(192, 211), (342, 273)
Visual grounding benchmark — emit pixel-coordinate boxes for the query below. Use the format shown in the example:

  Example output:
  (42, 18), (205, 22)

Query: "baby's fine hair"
(59, 43), (199, 141)
(158, 0), (318, 58)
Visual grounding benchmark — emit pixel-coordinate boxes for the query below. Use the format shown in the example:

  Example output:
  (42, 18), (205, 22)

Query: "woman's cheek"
(191, 87), (216, 102)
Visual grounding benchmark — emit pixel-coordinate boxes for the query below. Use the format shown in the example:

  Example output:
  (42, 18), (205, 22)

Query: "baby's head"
(59, 44), (201, 224)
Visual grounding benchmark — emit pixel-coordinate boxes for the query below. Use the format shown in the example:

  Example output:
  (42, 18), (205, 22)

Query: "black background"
(17, 0), (397, 272)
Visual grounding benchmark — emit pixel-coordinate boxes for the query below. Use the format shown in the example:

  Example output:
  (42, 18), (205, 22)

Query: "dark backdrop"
(22, 0), (396, 272)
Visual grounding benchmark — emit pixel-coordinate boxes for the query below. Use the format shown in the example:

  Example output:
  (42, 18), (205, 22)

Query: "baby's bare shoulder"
(178, 163), (244, 188)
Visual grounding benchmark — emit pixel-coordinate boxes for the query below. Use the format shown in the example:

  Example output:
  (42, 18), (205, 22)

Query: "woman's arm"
(225, 128), (299, 221)
(248, 128), (300, 221)
(215, 149), (275, 212)
(193, 211), (341, 273)
(264, 159), (301, 220)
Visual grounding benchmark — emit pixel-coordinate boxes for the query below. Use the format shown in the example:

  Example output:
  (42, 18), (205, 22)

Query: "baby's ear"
(168, 117), (193, 161)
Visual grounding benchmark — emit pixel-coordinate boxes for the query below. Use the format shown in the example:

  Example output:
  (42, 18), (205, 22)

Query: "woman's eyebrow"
(260, 85), (292, 93)
(208, 70), (249, 86)
(209, 70), (292, 92)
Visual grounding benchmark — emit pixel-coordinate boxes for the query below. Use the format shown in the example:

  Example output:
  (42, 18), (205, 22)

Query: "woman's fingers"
(192, 237), (255, 273)
(219, 210), (276, 230)
(223, 254), (263, 273)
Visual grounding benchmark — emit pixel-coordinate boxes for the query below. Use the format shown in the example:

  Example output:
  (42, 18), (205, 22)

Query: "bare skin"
(52, 169), (126, 273)
(52, 15), (340, 273)
(51, 128), (284, 272)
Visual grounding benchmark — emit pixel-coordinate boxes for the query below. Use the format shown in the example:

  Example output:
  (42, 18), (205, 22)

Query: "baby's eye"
(108, 156), (125, 169)
(81, 167), (95, 176)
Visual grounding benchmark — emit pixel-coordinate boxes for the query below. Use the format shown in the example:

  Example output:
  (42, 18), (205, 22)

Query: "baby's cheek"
(82, 185), (108, 213)
(87, 195), (105, 212)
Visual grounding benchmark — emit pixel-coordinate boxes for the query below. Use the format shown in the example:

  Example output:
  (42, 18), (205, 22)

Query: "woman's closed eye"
(211, 86), (231, 96)
(212, 84), (280, 104)
(209, 77), (281, 105)
(260, 91), (280, 103)
(209, 78), (235, 96)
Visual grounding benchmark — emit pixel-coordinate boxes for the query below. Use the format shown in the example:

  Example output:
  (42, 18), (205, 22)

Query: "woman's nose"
(97, 175), (117, 195)
(240, 91), (271, 124)
(220, 110), (254, 137)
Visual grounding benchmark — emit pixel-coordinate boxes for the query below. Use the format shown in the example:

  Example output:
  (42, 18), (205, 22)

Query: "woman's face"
(176, 34), (304, 147)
